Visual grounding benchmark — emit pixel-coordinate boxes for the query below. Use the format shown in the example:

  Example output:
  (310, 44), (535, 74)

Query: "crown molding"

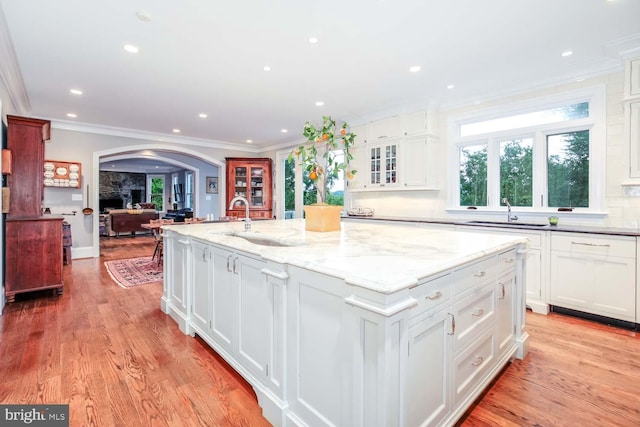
(50, 119), (262, 154)
(0, 4), (30, 115)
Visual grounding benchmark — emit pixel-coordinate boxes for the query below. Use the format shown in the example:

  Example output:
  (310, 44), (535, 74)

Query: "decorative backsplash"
(43, 160), (81, 188)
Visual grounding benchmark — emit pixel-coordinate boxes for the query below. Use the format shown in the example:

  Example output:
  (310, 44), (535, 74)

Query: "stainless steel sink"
(466, 221), (547, 227)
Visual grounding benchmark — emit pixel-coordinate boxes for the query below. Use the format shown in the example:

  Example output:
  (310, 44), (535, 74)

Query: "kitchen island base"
(160, 220), (529, 426)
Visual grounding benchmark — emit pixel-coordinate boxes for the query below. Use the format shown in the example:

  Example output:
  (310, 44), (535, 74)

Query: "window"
(451, 88), (604, 213)
(148, 175), (165, 211)
(185, 172), (194, 209)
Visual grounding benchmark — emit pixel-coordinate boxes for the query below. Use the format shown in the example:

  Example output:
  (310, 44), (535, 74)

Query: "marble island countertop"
(164, 218), (527, 293)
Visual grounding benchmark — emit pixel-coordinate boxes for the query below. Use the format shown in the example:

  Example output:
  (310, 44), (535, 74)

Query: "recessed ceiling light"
(172, 128), (181, 133)
(263, 65), (271, 71)
(199, 113), (207, 118)
(69, 89), (83, 95)
(246, 139), (253, 143)
(447, 84), (455, 89)
(281, 129), (288, 133)
(155, 165), (159, 169)
(409, 66), (421, 73)
(308, 36), (319, 44)
(561, 50), (573, 57)
(123, 44), (139, 53)
(136, 11), (152, 22)
(66, 113), (77, 118)
(315, 101), (324, 106)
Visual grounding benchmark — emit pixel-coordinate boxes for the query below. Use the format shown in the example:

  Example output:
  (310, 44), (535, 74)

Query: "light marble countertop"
(164, 219), (527, 293)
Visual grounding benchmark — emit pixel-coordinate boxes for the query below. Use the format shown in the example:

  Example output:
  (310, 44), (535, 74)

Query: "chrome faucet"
(502, 198), (518, 223)
(229, 196), (251, 231)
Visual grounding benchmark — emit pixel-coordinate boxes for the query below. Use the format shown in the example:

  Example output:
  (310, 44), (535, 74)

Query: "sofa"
(103, 208), (159, 237)
(163, 208), (193, 223)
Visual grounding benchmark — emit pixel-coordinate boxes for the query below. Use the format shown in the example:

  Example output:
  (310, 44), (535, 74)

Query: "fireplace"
(99, 198), (124, 213)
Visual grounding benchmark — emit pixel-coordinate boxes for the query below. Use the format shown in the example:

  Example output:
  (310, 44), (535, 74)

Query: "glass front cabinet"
(225, 157), (273, 219)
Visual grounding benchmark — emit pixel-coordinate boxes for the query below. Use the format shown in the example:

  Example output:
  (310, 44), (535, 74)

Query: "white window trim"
(447, 85), (607, 220)
(147, 174), (166, 214)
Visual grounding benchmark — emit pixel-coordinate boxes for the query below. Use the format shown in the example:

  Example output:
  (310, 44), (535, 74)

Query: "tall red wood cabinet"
(225, 157), (273, 219)
(4, 115), (63, 302)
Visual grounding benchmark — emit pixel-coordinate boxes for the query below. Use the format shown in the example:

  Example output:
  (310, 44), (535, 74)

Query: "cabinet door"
(405, 310), (451, 427)
(236, 254), (270, 379)
(364, 142), (399, 188)
(165, 233), (190, 327)
(524, 248), (542, 305)
(191, 240), (212, 336)
(402, 136), (438, 189)
(368, 115), (401, 140)
(550, 248), (636, 322)
(211, 246), (237, 354)
(496, 272), (515, 358)
(347, 144), (368, 190)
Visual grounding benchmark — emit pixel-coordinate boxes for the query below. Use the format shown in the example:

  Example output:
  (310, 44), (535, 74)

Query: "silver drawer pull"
(448, 313), (456, 335)
(425, 291), (443, 301)
(498, 283), (505, 299)
(472, 308), (484, 317)
(571, 241), (610, 247)
(471, 356), (484, 367)
(473, 271), (486, 278)
(504, 258), (514, 264)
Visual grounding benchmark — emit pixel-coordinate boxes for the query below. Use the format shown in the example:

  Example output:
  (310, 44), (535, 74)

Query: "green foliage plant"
(288, 116), (357, 204)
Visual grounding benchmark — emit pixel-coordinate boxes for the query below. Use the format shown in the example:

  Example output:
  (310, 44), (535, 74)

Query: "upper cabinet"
(625, 57), (640, 178)
(349, 109), (439, 192)
(6, 115), (51, 218)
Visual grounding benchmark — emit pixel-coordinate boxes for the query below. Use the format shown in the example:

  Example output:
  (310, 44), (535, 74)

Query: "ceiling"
(1, 0), (640, 152)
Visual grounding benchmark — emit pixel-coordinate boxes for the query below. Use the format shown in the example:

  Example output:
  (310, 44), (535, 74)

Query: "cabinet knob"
(471, 356), (484, 367)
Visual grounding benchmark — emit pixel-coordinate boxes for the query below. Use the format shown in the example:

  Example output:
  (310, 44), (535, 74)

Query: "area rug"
(105, 256), (163, 288)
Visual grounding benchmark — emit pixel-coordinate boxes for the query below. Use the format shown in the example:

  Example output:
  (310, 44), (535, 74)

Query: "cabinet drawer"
(453, 328), (496, 404)
(497, 249), (517, 274)
(453, 283), (496, 351)
(551, 233), (635, 258)
(454, 256), (496, 295)
(409, 273), (451, 319)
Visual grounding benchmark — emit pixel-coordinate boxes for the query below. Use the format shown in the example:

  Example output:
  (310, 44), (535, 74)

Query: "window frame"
(447, 85), (607, 219)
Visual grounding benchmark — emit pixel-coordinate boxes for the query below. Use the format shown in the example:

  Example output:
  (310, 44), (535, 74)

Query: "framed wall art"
(206, 176), (218, 194)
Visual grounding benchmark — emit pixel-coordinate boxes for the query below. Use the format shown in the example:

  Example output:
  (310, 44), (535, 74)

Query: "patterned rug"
(104, 256), (163, 288)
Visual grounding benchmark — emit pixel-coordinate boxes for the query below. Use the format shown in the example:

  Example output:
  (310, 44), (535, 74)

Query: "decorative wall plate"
(56, 167), (68, 176)
(44, 162), (55, 171)
(68, 180), (78, 187)
(44, 171), (54, 178)
(44, 178), (54, 186)
(69, 172), (79, 180)
(69, 164), (80, 172)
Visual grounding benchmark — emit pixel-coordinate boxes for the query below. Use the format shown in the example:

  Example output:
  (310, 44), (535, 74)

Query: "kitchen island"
(160, 219), (529, 427)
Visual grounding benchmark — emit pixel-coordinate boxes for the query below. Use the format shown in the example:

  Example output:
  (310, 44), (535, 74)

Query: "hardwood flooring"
(1, 235), (640, 426)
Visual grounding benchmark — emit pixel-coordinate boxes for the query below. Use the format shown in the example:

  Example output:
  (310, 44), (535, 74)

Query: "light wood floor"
(1, 235), (639, 426)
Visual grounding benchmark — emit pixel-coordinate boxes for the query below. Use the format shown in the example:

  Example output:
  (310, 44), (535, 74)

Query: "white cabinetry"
(625, 57), (640, 178)
(455, 225), (547, 314)
(549, 233), (636, 322)
(161, 230), (191, 333)
(404, 250), (521, 427)
(368, 115), (402, 140)
(349, 109), (439, 192)
(402, 135), (438, 190)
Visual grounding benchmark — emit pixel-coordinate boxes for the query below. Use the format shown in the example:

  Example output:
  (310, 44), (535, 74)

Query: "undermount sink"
(466, 221), (548, 227)
(233, 233), (305, 247)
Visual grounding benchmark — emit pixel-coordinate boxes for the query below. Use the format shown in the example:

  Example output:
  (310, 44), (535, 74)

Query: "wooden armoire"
(4, 115), (64, 302)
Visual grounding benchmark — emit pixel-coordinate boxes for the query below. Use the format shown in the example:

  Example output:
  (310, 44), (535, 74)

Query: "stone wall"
(99, 171), (146, 209)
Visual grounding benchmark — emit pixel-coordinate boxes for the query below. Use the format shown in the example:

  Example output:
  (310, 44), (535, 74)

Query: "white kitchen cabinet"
(402, 135), (438, 190)
(359, 140), (400, 189)
(496, 271), (515, 358)
(402, 109), (437, 136)
(625, 57), (640, 178)
(161, 230), (191, 333)
(455, 225), (548, 315)
(549, 233), (636, 322)
(368, 115), (402, 140)
(190, 239), (213, 337)
(406, 309), (451, 427)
